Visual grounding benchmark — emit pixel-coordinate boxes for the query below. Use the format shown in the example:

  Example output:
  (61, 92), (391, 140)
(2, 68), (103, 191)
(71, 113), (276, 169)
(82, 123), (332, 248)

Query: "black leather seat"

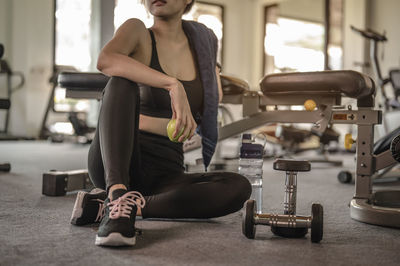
(58, 72), (109, 92)
(261, 70), (375, 100)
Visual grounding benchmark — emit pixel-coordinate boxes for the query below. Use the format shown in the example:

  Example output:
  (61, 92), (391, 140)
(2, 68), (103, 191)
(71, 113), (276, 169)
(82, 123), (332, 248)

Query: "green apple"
(167, 119), (186, 142)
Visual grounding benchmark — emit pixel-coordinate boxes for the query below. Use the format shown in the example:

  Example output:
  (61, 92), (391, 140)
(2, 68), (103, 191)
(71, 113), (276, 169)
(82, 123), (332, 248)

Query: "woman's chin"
(150, 7), (182, 19)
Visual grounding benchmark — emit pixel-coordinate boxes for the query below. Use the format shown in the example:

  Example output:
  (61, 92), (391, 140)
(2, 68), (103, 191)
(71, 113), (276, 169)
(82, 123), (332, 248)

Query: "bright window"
(264, 17), (325, 74)
(53, 0), (92, 113)
(55, 0), (92, 71)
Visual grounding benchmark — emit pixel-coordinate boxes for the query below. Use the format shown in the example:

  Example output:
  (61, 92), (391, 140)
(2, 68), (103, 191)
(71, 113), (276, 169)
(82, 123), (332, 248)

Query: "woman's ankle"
(108, 184), (127, 200)
(107, 184), (143, 216)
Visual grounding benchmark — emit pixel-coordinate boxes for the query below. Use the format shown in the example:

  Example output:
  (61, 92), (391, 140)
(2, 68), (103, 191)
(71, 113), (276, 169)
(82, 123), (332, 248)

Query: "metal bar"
(284, 171), (297, 215)
(354, 124), (374, 199)
(218, 111), (323, 141)
(4, 73), (11, 133)
(66, 90), (102, 100)
(255, 213), (312, 228)
(330, 109), (381, 125)
(260, 94), (340, 106)
(374, 150), (397, 171)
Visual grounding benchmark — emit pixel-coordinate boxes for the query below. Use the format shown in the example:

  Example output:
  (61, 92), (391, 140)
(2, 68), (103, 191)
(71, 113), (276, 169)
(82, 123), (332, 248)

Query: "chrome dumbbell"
(242, 159), (323, 243)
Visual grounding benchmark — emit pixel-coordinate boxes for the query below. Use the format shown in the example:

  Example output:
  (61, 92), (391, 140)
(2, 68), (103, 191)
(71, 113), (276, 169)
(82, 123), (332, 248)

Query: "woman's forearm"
(97, 52), (177, 91)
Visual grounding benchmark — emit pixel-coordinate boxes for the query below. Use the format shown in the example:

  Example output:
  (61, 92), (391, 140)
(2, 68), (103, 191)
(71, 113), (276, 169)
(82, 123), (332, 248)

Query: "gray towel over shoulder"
(182, 20), (219, 171)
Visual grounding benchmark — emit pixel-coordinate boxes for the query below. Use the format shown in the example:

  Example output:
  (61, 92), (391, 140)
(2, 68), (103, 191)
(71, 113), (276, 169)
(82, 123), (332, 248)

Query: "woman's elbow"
(97, 51), (117, 75)
(96, 52), (108, 72)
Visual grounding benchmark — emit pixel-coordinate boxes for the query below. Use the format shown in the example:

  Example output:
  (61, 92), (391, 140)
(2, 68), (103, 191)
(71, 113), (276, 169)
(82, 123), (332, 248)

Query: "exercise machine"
(39, 66), (97, 143)
(0, 43), (11, 172)
(336, 26), (400, 184)
(0, 45), (25, 140)
(209, 74), (342, 167)
(242, 159), (323, 243)
(351, 25), (400, 111)
(218, 70), (400, 228)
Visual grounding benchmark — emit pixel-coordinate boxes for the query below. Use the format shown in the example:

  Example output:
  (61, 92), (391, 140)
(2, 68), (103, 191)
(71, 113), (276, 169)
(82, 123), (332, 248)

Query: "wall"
(342, 0), (368, 72)
(0, 0), (12, 59)
(0, 0), (53, 137)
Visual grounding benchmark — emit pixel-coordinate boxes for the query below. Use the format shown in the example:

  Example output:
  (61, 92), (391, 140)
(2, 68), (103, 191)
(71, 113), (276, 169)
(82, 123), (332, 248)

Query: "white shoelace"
(108, 191), (146, 219)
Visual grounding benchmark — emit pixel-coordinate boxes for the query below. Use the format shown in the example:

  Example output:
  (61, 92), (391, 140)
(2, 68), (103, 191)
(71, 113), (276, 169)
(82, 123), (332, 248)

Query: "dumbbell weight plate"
(242, 199), (256, 239)
(337, 171), (352, 183)
(311, 203), (323, 243)
(0, 163), (11, 172)
(390, 134), (400, 163)
(270, 226), (308, 238)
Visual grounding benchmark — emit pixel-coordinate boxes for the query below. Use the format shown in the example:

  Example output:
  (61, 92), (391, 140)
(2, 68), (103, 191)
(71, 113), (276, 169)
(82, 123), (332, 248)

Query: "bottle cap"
(242, 133), (252, 144)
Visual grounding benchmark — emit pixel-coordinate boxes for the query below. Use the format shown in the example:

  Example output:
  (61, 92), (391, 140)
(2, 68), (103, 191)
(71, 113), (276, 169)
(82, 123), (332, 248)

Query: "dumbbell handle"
(254, 213), (312, 228)
(284, 172), (297, 215)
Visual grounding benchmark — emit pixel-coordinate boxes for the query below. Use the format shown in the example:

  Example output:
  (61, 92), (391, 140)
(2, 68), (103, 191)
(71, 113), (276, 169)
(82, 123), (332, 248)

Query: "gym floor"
(1, 140), (400, 266)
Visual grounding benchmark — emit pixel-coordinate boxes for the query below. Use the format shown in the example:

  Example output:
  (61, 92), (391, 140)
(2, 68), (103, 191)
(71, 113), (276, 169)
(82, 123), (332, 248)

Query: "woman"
(70, 0), (251, 247)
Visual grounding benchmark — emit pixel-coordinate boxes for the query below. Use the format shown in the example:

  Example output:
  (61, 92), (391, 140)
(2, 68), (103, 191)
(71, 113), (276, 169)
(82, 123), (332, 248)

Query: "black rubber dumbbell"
(242, 159), (323, 243)
(0, 163), (11, 172)
(42, 169), (93, 196)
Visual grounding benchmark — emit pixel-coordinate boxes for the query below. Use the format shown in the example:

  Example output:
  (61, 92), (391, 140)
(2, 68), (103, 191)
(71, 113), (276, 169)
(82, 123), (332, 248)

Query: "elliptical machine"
(351, 25), (400, 111)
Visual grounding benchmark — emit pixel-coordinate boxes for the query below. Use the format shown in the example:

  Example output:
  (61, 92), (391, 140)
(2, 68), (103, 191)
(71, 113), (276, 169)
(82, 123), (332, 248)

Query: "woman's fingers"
(168, 80), (197, 141)
(174, 116), (183, 138)
(179, 116), (191, 142)
(189, 119), (197, 140)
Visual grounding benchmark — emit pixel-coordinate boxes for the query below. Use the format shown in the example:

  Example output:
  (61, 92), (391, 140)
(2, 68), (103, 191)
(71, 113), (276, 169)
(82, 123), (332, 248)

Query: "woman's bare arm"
(97, 18), (196, 140)
(97, 18), (177, 90)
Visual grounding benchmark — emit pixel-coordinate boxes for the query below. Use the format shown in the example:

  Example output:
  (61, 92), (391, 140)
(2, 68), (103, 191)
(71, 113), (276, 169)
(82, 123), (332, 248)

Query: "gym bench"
(44, 70), (400, 228)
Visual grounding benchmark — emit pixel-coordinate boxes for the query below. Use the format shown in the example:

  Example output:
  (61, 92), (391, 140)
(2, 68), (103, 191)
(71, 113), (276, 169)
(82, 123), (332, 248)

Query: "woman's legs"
(88, 77), (140, 194)
(87, 76), (251, 220)
(86, 77), (145, 246)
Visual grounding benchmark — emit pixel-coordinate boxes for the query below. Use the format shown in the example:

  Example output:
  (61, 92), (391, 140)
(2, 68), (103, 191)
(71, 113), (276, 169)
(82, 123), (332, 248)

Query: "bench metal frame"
(218, 89), (400, 228)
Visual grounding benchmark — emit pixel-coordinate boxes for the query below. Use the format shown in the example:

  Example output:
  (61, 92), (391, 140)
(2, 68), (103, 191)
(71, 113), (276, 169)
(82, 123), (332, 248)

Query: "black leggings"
(88, 77), (251, 219)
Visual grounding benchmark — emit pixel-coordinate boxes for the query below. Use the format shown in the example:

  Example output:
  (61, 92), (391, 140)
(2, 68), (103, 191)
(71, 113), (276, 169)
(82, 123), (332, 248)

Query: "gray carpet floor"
(1, 140), (400, 266)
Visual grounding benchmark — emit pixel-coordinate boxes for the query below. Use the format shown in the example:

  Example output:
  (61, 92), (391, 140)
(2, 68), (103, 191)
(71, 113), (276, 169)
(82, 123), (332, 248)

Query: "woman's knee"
(103, 76), (139, 100)
(226, 172), (252, 203)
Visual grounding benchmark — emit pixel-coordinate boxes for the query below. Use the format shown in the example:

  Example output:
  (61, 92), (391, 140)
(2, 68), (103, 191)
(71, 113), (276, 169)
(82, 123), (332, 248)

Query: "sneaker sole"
(95, 233), (136, 246)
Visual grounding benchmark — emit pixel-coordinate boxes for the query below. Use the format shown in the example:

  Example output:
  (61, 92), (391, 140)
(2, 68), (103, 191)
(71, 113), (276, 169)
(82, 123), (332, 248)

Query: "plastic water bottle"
(239, 133), (264, 214)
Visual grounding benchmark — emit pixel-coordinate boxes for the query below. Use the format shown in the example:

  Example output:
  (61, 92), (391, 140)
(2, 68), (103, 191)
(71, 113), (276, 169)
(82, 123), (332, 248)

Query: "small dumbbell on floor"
(242, 159), (323, 243)
(42, 169), (93, 196)
(0, 163), (11, 172)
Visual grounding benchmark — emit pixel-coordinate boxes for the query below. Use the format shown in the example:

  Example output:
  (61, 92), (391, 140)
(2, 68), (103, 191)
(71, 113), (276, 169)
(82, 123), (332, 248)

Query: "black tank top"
(139, 29), (204, 123)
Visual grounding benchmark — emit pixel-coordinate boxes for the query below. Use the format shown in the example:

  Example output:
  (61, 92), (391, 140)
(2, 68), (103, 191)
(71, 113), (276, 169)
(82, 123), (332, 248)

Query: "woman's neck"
(151, 17), (185, 42)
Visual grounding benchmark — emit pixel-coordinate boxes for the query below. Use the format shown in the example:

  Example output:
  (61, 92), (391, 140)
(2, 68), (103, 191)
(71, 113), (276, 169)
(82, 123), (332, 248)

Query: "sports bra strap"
(148, 29), (156, 48)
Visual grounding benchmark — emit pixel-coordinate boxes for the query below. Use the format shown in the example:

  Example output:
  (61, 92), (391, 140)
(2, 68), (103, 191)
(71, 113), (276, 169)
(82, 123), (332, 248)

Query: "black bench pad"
(58, 72), (109, 91)
(261, 70), (375, 99)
